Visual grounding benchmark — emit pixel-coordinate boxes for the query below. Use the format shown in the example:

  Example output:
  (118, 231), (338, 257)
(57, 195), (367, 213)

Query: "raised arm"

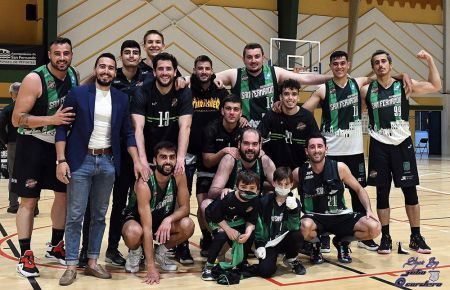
(215, 68), (238, 87)
(274, 66), (332, 86)
(302, 85), (325, 112)
(411, 50), (442, 95)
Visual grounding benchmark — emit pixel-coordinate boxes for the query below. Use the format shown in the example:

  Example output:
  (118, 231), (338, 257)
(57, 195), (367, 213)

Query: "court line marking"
(0, 222), (41, 290)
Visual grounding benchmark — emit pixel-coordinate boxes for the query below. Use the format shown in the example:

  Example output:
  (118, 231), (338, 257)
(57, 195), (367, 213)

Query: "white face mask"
(275, 187), (290, 197)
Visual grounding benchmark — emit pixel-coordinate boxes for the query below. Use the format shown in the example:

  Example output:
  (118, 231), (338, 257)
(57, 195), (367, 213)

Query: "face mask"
(239, 190), (258, 201)
(275, 187), (290, 197)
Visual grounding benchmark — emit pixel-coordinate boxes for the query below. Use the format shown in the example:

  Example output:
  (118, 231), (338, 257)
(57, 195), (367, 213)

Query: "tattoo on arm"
(18, 113), (31, 128)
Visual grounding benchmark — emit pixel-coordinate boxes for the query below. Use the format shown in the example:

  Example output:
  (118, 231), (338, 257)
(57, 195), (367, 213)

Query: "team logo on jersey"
(25, 179), (38, 188)
(369, 170), (377, 178)
(47, 80), (56, 89)
(241, 75), (248, 81)
(136, 81), (143, 87)
(297, 122), (306, 130)
(171, 98), (178, 107)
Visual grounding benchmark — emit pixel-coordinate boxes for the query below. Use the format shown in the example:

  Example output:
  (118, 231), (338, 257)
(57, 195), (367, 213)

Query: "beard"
(96, 75), (112, 87)
(156, 163), (174, 176)
(50, 60), (69, 72)
(156, 76), (174, 87)
(309, 153), (325, 164)
(239, 147), (259, 163)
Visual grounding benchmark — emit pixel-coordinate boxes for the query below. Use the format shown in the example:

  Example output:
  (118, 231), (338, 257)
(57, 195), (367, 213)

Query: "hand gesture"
(255, 247), (266, 259)
(225, 228), (239, 241)
(416, 50), (432, 61)
(220, 188), (232, 200)
(271, 101), (282, 113)
(52, 106), (75, 125)
(239, 117), (248, 128)
(286, 196), (297, 210)
(143, 266), (160, 284)
(175, 77), (188, 90)
(214, 79), (224, 89)
(174, 157), (185, 175)
(56, 162), (71, 184)
(155, 217), (172, 244)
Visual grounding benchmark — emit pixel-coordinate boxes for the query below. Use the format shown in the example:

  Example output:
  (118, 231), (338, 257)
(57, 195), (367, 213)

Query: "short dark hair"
(329, 51), (348, 63)
(236, 170), (260, 190)
(152, 52), (178, 70)
(120, 40), (141, 55)
(307, 132), (327, 147)
(194, 55), (212, 67)
(371, 49), (392, 68)
(94, 52), (117, 69)
(243, 43), (264, 57)
(143, 29), (164, 44)
(280, 79), (300, 92)
(239, 127), (262, 144)
(222, 94), (242, 108)
(154, 141), (177, 156)
(49, 37), (72, 51)
(273, 167), (293, 183)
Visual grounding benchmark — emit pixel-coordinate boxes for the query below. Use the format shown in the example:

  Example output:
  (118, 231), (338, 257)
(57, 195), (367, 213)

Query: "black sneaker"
(320, 235), (331, 253)
(105, 249), (126, 266)
(357, 239), (379, 251)
(409, 234), (431, 254)
(299, 241), (313, 256)
(201, 264), (215, 281)
(332, 237), (352, 263)
(175, 242), (194, 265)
(283, 257), (306, 275)
(200, 236), (212, 258)
(78, 247), (88, 268)
(45, 240), (66, 265)
(17, 250), (40, 277)
(377, 234), (392, 254)
(310, 242), (324, 264)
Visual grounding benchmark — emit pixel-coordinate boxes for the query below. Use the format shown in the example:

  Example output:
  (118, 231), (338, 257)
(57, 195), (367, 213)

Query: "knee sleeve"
(376, 186), (391, 209)
(402, 186), (418, 205)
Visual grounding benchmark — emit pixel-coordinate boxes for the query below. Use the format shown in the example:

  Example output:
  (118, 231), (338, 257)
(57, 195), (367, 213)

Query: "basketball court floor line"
(0, 222), (41, 290)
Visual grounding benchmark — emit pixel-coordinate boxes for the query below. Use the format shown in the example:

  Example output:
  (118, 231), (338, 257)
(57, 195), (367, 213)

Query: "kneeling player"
(294, 133), (381, 264)
(202, 170), (259, 281)
(121, 141), (195, 284)
(255, 167), (305, 278)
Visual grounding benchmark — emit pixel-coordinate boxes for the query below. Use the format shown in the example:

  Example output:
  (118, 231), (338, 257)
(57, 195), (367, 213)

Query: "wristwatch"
(56, 159), (67, 165)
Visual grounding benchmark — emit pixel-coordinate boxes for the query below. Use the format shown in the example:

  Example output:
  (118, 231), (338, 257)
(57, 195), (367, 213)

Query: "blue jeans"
(65, 154), (115, 266)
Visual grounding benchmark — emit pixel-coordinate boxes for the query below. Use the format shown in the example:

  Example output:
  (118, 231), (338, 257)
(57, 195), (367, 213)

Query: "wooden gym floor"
(1, 157), (449, 289)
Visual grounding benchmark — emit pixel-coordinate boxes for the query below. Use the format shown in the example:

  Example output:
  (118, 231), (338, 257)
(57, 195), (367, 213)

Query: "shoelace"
(129, 250), (142, 266)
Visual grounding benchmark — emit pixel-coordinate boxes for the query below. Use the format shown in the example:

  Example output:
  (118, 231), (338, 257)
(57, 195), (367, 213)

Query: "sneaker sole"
(124, 267), (140, 273)
(357, 242), (379, 251)
(320, 248), (331, 253)
(178, 258), (194, 265)
(105, 257), (125, 266)
(45, 254), (66, 266)
(201, 276), (215, 281)
(410, 247), (432, 254)
(160, 266), (178, 271)
(377, 249), (391, 254)
(17, 266), (40, 278)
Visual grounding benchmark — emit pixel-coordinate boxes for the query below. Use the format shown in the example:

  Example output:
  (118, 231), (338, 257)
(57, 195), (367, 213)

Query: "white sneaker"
(125, 247), (143, 273)
(155, 245), (177, 271)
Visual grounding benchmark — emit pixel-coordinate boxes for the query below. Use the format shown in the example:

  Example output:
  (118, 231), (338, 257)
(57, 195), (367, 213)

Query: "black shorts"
(301, 212), (364, 237)
(328, 153), (366, 187)
(12, 134), (66, 198)
(196, 176), (213, 195)
(367, 137), (419, 187)
(123, 209), (165, 236)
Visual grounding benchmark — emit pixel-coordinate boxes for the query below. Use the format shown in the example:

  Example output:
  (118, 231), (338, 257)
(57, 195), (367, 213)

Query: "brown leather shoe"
(84, 264), (111, 279)
(59, 269), (77, 286)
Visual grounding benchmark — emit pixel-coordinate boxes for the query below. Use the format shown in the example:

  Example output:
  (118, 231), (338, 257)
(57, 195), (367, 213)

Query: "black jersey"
(188, 74), (229, 156)
(138, 59), (182, 83)
(200, 118), (241, 174)
(298, 158), (348, 215)
(225, 158), (265, 190)
(366, 80), (410, 145)
(231, 65), (279, 128)
(131, 81), (193, 160)
(112, 67), (145, 101)
(205, 190), (258, 226)
(258, 108), (318, 169)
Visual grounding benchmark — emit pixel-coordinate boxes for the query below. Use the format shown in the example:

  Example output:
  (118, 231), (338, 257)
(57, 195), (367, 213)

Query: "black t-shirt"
(112, 67), (145, 101)
(188, 74), (229, 156)
(200, 118), (241, 173)
(258, 107), (319, 169)
(131, 80), (193, 161)
(205, 190), (258, 225)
